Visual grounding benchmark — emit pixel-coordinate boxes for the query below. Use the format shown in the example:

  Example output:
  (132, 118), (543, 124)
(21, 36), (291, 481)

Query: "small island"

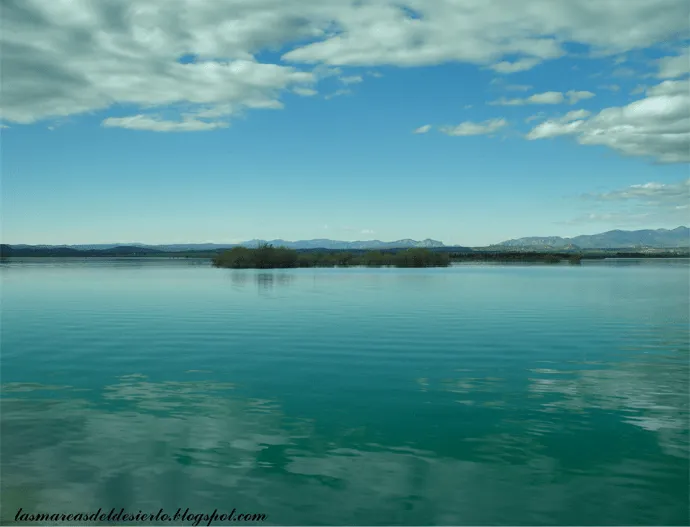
(211, 244), (451, 268)
(210, 244), (591, 269)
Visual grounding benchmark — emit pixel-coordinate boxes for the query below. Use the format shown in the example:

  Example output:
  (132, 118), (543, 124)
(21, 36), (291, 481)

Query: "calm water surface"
(1, 258), (688, 525)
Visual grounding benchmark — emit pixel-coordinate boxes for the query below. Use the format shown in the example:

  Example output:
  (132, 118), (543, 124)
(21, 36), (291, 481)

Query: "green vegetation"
(448, 251), (584, 264)
(212, 243), (450, 268)
(2, 244), (687, 265)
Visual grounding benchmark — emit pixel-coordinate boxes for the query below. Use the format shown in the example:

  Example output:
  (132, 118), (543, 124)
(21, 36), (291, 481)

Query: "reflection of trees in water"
(256, 273), (293, 291)
(227, 271), (294, 292)
(1, 374), (688, 525)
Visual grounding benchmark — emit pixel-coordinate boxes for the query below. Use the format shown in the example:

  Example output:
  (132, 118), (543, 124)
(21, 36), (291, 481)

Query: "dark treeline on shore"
(211, 244), (592, 268)
(212, 244), (451, 268)
(2, 243), (688, 266)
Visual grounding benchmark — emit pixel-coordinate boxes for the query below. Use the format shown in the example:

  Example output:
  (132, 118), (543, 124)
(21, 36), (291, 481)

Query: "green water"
(1, 258), (688, 525)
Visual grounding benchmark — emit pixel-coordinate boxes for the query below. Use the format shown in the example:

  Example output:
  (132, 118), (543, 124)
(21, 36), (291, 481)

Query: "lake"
(1, 258), (688, 525)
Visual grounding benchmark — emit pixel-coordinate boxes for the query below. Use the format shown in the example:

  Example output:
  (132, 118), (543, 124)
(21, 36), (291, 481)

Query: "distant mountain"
(8, 239), (446, 251)
(497, 226), (690, 249)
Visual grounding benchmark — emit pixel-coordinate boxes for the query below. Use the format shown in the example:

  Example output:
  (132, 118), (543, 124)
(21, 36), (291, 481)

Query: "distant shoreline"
(2, 244), (688, 268)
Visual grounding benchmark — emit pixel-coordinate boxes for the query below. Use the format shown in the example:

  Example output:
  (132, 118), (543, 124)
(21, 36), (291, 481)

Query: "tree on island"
(211, 245), (450, 269)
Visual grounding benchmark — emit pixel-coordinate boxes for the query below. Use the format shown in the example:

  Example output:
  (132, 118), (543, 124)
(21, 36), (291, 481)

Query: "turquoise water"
(1, 258), (688, 526)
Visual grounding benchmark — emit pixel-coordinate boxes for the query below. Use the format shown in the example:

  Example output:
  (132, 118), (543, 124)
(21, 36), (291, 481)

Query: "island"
(211, 244), (451, 268)
(209, 244), (586, 268)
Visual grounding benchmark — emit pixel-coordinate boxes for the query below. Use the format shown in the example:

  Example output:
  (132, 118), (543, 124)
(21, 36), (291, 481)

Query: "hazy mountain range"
(496, 226), (689, 249)
(5, 227), (689, 252)
(8, 238), (446, 251)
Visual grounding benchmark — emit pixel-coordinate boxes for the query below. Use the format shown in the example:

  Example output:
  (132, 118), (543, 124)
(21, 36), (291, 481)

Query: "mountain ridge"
(8, 238), (447, 251)
(5, 227), (689, 251)
(497, 226), (689, 249)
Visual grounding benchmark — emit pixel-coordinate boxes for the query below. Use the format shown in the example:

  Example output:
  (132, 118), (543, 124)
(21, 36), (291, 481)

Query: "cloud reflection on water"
(1, 371), (688, 526)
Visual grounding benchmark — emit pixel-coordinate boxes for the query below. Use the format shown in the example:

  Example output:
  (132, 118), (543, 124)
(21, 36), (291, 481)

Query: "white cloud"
(2, 1), (319, 127)
(2, 0), (689, 130)
(657, 47), (690, 78)
(490, 58), (541, 73)
(339, 75), (363, 84)
(525, 112), (547, 123)
(360, 229), (375, 235)
(569, 179), (690, 226)
(582, 179), (690, 207)
(283, 1), (689, 69)
(527, 120), (585, 139)
(293, 87), (318, 96)
(490, 91), (565, 106)
(530, 91), (566, 104)
(440, 118), (507, 136)
(324, 88), (352, 100)
(102, 115), (229, 132)
(561, 109), (592, 121)
(599, 84), (620, 92)
(526, 79), (689, 163)
(491, 90), (595, 106)
(413, 124), (432, 134)
(646, 79), (689, 96)
(566, 90), (595, 104)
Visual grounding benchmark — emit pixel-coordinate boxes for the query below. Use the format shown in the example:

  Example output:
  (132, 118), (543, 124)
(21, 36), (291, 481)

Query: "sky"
(1, 0), (689, 247)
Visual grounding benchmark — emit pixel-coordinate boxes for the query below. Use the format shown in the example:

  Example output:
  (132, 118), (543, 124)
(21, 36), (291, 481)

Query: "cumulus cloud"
(339, 75), (363, 84)
(529, 92), (565, 104)
(525, 110), (592, 129)
(101, 115), (229, 132)
(491, 91), (595, 106)
(490, 90), (592, 106)
(2, 0), (689, 130)
(293, 87), (318, 96)
(566, 90), (596, 104)
(324, 89), (352, 100)
(1, 1), (321, 128)
(413, 124), (432, 134)
(526, 79), (690, 163)
(490, 58), (542, 73)
(525, 112), (547, 123)
(282, 1), (688, 69)
(657, 47), (690, 79)
(440, 118), (507, 136)
(561, 109), (592, 121)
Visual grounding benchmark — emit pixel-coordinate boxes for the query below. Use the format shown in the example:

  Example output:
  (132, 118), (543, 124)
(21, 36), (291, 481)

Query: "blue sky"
(1, 0), (688, 246)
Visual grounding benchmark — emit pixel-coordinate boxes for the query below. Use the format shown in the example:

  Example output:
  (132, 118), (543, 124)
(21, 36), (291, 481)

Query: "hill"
(497, 227), (689, 249)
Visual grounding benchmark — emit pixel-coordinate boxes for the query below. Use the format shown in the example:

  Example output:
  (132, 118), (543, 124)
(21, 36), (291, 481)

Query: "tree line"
(211, 244), (451, 268)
